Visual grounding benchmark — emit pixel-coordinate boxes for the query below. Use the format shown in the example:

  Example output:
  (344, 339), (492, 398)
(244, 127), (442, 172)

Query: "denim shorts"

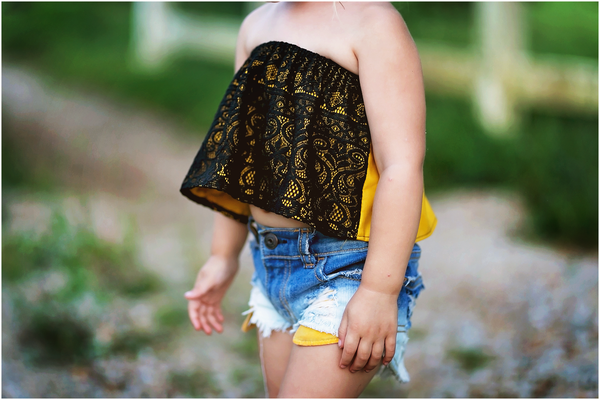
(241, 218), (425, 383)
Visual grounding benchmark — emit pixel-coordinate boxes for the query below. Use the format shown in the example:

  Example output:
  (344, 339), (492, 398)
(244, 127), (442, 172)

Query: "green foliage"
(18, 306), (96, 366)
(397, 2), (474, 48)
(407, 327), (428, 341)
(108, 330), (169, 356)
(516, 111), (598, 248)
(3, 211), (161, 298)
(156, 306), (190, 328)
(2, 2), (234, 135)
(4, 209), (165, 366)
(174, 2), (247, 18)
(168, 369), (223, 398)
(2, 2), (129, 57)
(527, 2), (598, 58)
(447, 346), (495, 373)
(423, 95), (518, 191)
(229, 333), (263, 396)
(229, 365), (265, 397)
(424, 94), (598, 250)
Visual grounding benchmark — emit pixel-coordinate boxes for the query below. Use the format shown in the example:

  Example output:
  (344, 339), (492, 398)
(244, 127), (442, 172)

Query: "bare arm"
(358, 8), (425, 295)
(338, 7), (426, 372)
(184, 16), (254, 334)
(210, 212), (249, 259)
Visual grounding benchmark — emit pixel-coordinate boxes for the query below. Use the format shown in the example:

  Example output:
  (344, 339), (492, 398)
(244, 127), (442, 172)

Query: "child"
(180, 2), (436, 397)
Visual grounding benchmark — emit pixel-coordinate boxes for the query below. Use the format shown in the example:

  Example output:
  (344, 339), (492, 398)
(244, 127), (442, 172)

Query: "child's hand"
(184, 255), (239, 335)
(337, 286), (399, 373)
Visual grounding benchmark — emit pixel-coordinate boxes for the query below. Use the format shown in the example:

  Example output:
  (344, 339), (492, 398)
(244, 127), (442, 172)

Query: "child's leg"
(278, 343), (379, 398)
(258, 330), (294, 398)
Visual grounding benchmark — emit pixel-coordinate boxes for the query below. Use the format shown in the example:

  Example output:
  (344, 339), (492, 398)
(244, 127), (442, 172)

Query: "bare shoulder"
(349, 2), (416, 55)
(237, 3), (276, 54)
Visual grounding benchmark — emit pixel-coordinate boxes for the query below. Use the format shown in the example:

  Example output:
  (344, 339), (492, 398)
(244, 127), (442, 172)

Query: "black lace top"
(180, 41), (437, 241)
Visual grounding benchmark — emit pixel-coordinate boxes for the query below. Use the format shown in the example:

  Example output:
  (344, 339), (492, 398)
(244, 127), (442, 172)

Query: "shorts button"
(264, 233), (279, 249)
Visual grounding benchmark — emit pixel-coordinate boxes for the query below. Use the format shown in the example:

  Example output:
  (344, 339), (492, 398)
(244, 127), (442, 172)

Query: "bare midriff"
(249, 204), (311, 228)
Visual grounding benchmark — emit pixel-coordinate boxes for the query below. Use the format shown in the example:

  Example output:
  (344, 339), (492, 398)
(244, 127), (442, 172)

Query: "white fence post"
(473, 2), (526, 135)
(131, 2), (175, 71)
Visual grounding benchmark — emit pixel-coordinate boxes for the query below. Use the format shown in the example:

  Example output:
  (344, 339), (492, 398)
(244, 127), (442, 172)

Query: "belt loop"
(300, 228), (317, 267)
(248, 217), (259, 243)
(301, 229), (310, 255)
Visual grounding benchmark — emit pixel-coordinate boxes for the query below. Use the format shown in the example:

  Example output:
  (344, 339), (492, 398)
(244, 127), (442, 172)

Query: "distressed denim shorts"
(241, 218), (424, 383)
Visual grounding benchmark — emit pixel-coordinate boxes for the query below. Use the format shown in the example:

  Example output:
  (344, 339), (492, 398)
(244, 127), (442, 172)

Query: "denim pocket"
(315, 249), (367, 282)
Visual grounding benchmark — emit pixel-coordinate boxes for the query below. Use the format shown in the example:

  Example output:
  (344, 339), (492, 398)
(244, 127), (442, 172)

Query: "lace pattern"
(181, 41), (372, 239)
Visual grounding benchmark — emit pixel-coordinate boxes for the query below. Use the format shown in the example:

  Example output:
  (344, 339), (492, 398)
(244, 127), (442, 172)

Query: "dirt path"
(2, 65), (597, 397)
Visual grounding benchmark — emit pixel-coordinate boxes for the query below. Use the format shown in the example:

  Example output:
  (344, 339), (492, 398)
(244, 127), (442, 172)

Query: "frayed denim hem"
(243, 285), (292, 338)
(378, 331), (410, 383)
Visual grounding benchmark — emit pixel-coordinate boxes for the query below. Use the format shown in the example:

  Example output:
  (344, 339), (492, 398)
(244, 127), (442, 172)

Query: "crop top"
(180, 41), (437, 242)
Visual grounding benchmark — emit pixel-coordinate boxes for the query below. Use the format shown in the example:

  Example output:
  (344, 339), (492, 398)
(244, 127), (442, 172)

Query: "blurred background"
(2, 2), (597, 397)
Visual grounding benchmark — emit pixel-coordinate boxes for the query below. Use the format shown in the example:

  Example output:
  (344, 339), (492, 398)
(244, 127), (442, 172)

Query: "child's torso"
(243, 2), (380, 228)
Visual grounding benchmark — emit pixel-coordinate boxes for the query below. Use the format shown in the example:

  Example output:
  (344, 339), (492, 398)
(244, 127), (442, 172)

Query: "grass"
(447, 346), (496, 373)
(107, 330), (170, 357)
(2, 211), (161, 299)
(156, 306), (191, 329)
(18, 306), (96, 366)
(3, 206), (166, 367)
(168, 369), (223, 398)
(229, 365), (265, 397)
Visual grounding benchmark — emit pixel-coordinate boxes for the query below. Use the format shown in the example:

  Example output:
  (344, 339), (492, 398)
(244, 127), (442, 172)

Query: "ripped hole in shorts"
(294, 286), (339, 336)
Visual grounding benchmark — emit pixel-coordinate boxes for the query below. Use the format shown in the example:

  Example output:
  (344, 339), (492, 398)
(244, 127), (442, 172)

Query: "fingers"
(198, 306), (212, 335)
(364, 341), (384, 373)
(382, 334), (396, 366)
(216, 307), (224, 322)
(339, 333), (359, 369)
(187, 300), (225, 335)
(205, 305), (224, 333)
(339, 334), (391, 373)
(338, 313), (348, 349)
(187, 300), (201, 331)
(349, 339), (372, 373)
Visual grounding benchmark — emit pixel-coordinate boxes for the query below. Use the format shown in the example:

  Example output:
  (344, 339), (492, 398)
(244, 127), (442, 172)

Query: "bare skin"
(186, 2), (426, 397)
(258, 331), (294, 397)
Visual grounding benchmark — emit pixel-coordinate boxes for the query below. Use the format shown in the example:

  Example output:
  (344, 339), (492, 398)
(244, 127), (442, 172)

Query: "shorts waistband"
(247, 216), (369, 257)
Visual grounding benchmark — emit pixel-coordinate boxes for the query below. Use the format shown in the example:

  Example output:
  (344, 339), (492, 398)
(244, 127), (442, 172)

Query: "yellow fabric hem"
(241, 315), (338, 346)
(190, 187), (251, 217)
(241, 312), (255, 333)
(415, 214), (438, 242)
(292, 325), (339, 346)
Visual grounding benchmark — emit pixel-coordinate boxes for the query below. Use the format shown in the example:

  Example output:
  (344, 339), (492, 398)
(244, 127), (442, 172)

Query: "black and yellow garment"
(180, 41), (437, 241)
